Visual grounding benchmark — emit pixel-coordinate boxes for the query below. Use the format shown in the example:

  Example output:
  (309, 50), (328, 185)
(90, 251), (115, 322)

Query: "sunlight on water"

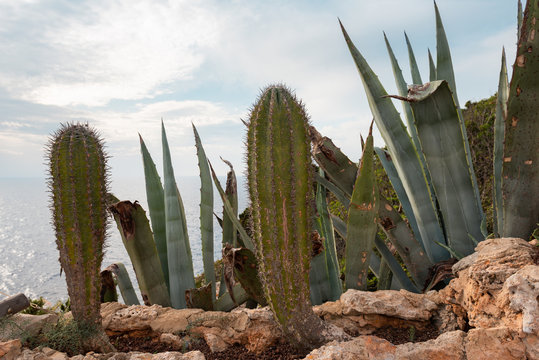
(0, 176), (248, 303)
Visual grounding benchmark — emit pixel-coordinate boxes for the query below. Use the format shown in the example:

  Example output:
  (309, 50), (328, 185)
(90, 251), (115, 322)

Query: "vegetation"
(46, 124), (109, 324)
(46, 123), (114, 352)
(246, 84), (333, 350)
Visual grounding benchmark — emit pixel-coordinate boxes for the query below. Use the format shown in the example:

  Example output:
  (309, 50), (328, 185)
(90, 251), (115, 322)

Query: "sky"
(0, 0), (520, 182)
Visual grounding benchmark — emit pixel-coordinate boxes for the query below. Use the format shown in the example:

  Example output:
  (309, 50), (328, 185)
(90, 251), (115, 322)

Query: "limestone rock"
(106, 304), (167, 332)
(440, 238), (539, 331)
(340, 289), (437, 320)
(465, 327), (527, 360)
(0, 313), (58, 341)
(395, 330), (466, 360)
(150, 309), (203, 334)
(0, 339), (21, 360)
(302, 336), (395, 360)
(159, 333), (184, 350)
(500, 265), (539, 334)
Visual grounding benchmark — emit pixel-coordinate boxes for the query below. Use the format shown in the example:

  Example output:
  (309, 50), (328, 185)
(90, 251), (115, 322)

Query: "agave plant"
(110, 122), (260, 310)
(310, 0), (535, 294)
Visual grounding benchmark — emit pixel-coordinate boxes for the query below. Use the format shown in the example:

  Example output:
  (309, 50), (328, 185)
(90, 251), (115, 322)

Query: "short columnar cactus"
(246, 85), (338, 350)
(47, 123), (109, 325)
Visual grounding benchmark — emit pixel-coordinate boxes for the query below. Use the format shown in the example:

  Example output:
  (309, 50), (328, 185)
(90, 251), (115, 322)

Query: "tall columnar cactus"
(502, 0), (539, 239)
(47, 123), (109, 326)
(247, 85), (341, 350)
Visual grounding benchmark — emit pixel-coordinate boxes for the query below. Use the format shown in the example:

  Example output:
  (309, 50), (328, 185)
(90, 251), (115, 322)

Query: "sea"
(0, 176), (248, 304)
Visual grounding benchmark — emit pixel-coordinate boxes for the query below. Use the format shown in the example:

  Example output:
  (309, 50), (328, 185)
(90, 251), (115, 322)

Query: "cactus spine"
(47, 123), (109, 325)
(247, 85), (333, 350)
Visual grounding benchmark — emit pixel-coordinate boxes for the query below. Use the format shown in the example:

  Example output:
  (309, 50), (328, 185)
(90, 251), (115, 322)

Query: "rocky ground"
(1, 237), (538, 359)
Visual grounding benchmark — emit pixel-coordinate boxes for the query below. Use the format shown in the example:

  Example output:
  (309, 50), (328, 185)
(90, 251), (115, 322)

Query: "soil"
(109, 334), (305, 359)
(109, 323), (440, 359)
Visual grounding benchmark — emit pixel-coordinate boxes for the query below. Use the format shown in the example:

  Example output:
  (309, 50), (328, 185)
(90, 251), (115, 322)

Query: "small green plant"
(24, 317), (101, 356)
(21, 297), (48, 315)
(408, 326), (416, 342)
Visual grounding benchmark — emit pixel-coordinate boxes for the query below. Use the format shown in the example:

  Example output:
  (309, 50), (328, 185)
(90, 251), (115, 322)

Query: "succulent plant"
(501, 0), (539, 239)
(46, 123), (114, 352)
(246, 84), (341, 350)
(47, 123), (109, 325)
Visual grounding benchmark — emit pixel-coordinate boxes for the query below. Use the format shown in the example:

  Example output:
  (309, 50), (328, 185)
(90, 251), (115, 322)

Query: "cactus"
(247, 84), (340, 350)
(46, 123), (114, 352)
(502, 0), (539, 239)
(47, 123), (109, 324)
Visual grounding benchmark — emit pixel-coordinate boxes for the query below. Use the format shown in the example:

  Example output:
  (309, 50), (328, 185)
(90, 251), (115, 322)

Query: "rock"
(100, 302), (128, 329)
(465, 327), (527, 360)
(303, 331), (467, 360)
(106, 304), (166, 332)
(395, 330), (466, 360)
(302, 336), (391, 360)
(150, 308), (203, 333)
(440, 238), (539, 331)
(340, 289), (438, 320)
(0, 339), (21, 360)
(500, 265), (539, 334)
(0, 313), (58, 341)
(159, 333), (184, 350)
(14, 348), (206, 360)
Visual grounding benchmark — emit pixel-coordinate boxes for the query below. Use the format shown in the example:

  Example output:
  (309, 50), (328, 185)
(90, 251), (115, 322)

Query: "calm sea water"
(0, 176), (247, 303)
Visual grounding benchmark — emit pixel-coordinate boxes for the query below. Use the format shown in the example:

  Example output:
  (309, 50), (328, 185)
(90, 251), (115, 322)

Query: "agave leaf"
(428, 49), (436, 81)
(185, 283), (214, 311)
(434, 1), (484, 222)
(139, 135), (168, 290)
(331, 213), (417, 292)
(192, 124), (215, 301)
(493, 49), (509, 237)
(310, 171), (342, 305)
(214, 283), (250, 312)
(314, 172), (350, 208)
(404, 31), (423, 85)
(373, 235), (419, 293)
(311, 127), (431, 287)
(384, 33), (421, 154)
(407, 80), (483, 256)
(384, 34), (436, 209)
(374, 147), (422, 251)
(109, 201), (171, 307)
(223, 245), (266, 306)
(345, 123), (379, 290)
(340, 20), (448, 262)
(108, 262), (140, 305)
(162, 121), (195, 309)
(208, 161), (255, 252)
(376, 258), (392, 290)
(220, 158), (238, 296)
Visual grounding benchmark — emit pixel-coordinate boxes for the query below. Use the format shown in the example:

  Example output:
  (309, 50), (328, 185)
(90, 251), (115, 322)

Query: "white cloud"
(0, 0), (222, 106)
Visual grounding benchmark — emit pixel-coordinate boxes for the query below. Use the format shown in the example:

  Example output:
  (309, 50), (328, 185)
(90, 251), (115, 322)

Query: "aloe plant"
(247, 84), (339, 350)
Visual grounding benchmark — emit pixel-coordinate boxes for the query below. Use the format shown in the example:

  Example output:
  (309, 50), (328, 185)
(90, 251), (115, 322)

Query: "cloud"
(0, 0), (222, 106)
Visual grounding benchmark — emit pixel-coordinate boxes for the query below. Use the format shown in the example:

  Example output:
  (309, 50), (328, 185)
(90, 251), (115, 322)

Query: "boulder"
(0, 313), (58, 341)
(440, 237), (539, 332)
(464, 327), (528, 360)
(0, 339), (22, 360)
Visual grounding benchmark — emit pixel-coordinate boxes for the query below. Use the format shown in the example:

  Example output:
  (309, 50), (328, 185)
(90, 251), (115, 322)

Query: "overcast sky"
(0, 0), (519, 181)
